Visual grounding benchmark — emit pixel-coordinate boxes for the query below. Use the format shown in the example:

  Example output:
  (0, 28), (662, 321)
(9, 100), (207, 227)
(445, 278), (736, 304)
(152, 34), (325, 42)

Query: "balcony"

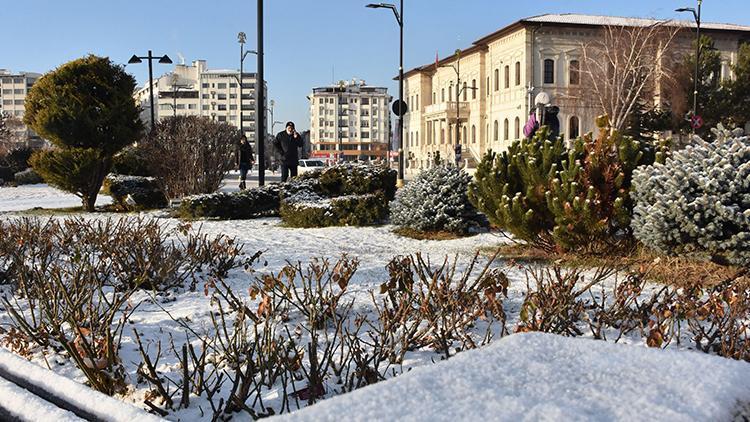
(423, 102), (470, 122)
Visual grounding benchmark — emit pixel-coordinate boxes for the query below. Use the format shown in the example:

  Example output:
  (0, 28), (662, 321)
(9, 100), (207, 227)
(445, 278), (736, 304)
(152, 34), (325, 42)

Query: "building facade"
(308, 79), (391, 162)
(0, 69), (43, 147)
(133, 60), (267, 146)
(402, 14), (750, 171)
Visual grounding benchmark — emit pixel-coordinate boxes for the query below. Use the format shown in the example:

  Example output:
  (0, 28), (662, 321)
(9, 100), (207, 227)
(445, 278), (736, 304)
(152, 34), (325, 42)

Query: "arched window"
(514, 117), (520, 140)
(472, 125), (476, 143)
(569, 60), (580, 85)
(432, 92), (436, 103)
(493, 120), (499, 141)
(515, 61), (521, 86)
(462, 126), (467, 144)
(471, 79), (477, 99)
(416, 131), (419, 146)
(486, 124), (489, 142)
(569, 116), (580, 139)
(441, 88), (445, 102)
(494, 69), (499, 91)
(486, 77), (490, 96)
(544, 59), (555, 84)
(448, 86), (452, 102)
(503, 118), (509, 141)
(462, 82), (467, 101)
(504, 65), (510, 89)
(416, 94), (419, 109)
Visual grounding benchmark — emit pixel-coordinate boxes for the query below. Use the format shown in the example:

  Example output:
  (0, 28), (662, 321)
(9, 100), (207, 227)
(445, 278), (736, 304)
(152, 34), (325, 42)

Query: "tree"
(0, 112), (23, 156)
(724, 42), (750, 128)
(24, 55), (142, 211)
(138, 116), (239, 199)
(580, 22), (680, 132)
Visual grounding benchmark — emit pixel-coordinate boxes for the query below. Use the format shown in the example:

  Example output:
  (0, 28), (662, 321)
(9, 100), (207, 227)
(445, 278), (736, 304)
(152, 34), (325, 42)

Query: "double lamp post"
(676, 0), (703, 126)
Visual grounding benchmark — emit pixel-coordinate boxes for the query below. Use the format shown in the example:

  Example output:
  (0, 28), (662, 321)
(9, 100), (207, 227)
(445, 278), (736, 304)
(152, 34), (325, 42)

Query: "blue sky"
(3, 0), (749, 131)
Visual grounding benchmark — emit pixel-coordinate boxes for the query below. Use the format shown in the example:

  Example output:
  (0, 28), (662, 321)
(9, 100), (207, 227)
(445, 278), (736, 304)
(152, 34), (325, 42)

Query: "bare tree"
(0, 112), (23, 155)
(140, 116), (240, 199)
(580, 21), (682, 131)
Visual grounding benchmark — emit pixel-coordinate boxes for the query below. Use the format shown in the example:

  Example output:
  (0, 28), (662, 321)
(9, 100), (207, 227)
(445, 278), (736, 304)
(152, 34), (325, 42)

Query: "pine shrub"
(14, 168), (43, 185)
(102, 174), (168, 211)
(0, 166), (14, 184)
(30, 147), (109, 208)
(111, 146), (151, 176)
(178, 184), (281, 219)
(632, 126), (750, 266)
(279, 191), (388, 228)
(390, 166), (487, 235)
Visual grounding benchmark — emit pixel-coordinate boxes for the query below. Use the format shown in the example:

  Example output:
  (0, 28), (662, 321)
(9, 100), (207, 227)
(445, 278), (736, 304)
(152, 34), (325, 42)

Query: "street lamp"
(237, 32), (258, 140)
(676, 0), (702, 124)
(128, 51), (173, 129)
(169, 73), (190, 117)
(367, 1), (404, 187)
(440, 49), (475, 168)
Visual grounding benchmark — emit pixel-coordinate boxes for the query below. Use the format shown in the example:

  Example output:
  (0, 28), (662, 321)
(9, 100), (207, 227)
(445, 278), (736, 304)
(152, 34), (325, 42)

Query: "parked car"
(298, 159), (326, 173)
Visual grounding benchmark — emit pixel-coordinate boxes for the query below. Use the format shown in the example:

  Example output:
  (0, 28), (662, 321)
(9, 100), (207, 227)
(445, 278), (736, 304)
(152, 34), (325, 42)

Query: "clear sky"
(3, 0), (749, 131)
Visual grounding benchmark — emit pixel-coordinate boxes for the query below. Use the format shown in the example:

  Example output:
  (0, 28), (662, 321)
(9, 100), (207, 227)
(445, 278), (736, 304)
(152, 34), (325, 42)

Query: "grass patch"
(393, 227), (477, 241)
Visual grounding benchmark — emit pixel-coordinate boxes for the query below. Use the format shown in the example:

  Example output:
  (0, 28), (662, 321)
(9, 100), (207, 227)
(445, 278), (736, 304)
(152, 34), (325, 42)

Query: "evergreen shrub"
(111, 147), (151, 176)
(0, 166), (14, 184)
(102, 174), (168, 211)
(390, 166), (487, 235)
(178, 184), (281, 219)
(279, 191), (388, 228)
(14, 168), (43, 185)
(632, 126), (750, 265)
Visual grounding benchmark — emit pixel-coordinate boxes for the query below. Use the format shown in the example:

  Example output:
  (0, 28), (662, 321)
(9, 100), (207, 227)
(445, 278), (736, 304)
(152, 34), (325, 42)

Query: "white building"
(0, 69), (43, 147)
(134, 60), (267, 146)
(308, 79), (391, 162)
(402, 13), (750, 172)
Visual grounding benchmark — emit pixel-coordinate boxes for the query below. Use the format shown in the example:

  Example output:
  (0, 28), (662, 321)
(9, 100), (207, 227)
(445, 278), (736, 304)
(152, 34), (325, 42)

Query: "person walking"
(273, 121), (303, 182)
(523, 92), (560, 140)
(236, 135), (254, 190)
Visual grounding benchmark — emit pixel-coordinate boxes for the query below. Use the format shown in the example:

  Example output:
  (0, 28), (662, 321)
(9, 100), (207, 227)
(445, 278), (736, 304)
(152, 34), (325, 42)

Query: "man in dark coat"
(236, 135), (254, 190)
(273, 121), (303, 182)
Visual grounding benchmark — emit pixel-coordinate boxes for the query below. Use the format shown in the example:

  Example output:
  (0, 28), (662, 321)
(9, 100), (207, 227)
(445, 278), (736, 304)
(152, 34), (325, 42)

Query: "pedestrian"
(236, 135), (254, 190)
(273, 121), (303, 182)
(523, 92), (560, 140)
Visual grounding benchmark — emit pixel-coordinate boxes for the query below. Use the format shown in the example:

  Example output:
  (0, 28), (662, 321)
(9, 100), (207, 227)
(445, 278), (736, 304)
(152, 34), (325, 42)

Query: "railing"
(423, 102), (470, 119)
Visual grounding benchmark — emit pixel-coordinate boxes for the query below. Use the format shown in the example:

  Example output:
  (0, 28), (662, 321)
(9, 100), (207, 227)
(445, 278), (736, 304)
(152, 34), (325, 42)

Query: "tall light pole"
(169, 73), (190, 117)
(257, 0), (266, 186)
(128, 51), (173, 130)
(237, 32), (257, 141)
(367, 1), (404, 187)
(677, 0), (703, 123)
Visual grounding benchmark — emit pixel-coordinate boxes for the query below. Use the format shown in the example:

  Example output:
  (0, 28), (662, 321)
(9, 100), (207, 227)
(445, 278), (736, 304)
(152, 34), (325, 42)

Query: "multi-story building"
(402, 13), (750, 172)
(134, 60), (267, 146)
(309, 79), (391, 162)
(0, 69), (43, 147)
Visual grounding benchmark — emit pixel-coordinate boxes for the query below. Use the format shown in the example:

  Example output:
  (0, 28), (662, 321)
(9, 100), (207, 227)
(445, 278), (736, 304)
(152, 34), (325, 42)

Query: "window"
(188, 104), (197, 110)
(462, 82), (467, 101)
(230, 94), (237, 99)
(218, 104), (227, 111)
(202, 105), (209, 110)
(493, 120), (498, 141)
(217, 94), (227, 100)
(218, 116), (227, 122)
(494, 69), (499, 91)
(14, 89), (23, 94)
(569, 116), (580, 139)
(471, 79), (476, 99)
(448, 86), (452, 102)
(503, 119), (509, 141)
(569, 60), (580, 85)
(544, 59), (555, 84)
(486, 77), (490, 96)
(504, 65), (510, 88)
(202, 94), (209, 99)
(515, 62), (521, 86)
(415, 95), (419, 109)
(217, 83), (227, 89)
(416, 131), (419, 146)
(202, 83), (209, 88)
(230, 104), (237, 110)
(432, 92), (436, 103)
(441, 88), (445, 102)
(514, 117), (520, 140)
(462, 126), (467, 144)
(471, 125), (476, 143)
(229, 83), (238, 88)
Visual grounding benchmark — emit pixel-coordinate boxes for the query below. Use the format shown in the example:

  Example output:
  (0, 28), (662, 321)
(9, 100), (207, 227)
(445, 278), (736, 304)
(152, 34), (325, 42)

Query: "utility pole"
(257, 0), (266, 186)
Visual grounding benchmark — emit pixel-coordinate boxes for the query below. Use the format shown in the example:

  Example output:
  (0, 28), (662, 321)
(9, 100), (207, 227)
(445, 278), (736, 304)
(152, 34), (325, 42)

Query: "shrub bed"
(279, 191), (388, 228)
(298, 162), (397, 200)
(14, 168), (43, 185)
(390, 166), (487, 235)
(178, 184), (281, 219)
(632, 126), (750, 266)
(102, 174), (168, 211)
(0, 166), (14, 184)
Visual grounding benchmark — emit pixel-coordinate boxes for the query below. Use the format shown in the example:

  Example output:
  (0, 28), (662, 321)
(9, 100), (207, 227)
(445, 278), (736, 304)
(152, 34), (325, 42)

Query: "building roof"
(400, 13), (750, 79)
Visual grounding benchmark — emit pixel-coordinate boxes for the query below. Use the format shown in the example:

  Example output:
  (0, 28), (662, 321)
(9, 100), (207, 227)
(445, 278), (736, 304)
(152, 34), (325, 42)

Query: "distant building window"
(514, 117), (520, 139)
(217, 83), (227, 89)
(471, 125), (476, 143)
(503, 118), (509, 141)
(494, 69), (499, 91)
(462, 82), (467, 101)
(448, 86), (452, 102)
(188, 104), (197, 110)
(515, 61), (521, 86)
(569, 60), (580, 85)
(229, 83), (237, 88)
(202, 105), (209, 110)
(202, 83), (209, 88)
(504, 65), (510, 89)
(544, 59), (555, 84)
(218, 116), (226, 122)
(569, 116), (580, 139)
(441, 88), (445, 102)
(471, 79), (476, 99)
(493, 120), (498, 141)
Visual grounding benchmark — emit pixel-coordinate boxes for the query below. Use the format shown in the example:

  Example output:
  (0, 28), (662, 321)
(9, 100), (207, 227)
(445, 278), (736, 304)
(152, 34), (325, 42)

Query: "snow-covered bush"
(390, 166), (487, 235)
(632, 126), (750, 265)
(279, 190), (388, 228)
(14, 168), (43, 185)
(297, 162), (397, 200)
(178, 184), (281, 219)
(102, 174), (168, 211)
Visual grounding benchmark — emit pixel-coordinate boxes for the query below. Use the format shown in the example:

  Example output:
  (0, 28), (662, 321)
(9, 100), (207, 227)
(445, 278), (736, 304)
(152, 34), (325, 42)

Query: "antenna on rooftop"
(177, 52), (185, 65)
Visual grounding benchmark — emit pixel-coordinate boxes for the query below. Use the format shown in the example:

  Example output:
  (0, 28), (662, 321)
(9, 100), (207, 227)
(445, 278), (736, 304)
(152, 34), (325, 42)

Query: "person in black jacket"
(236, 135), (254, 190)
(273, 121), (303, 182)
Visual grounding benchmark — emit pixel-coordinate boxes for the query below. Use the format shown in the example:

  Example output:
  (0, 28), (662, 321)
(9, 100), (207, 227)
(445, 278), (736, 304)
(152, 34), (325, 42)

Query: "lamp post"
(676, 0), (702, 123)
(440, 50), (476, 168)
(237, 32), (258, 141)
(128, 51), (173, 129)
(367, 1), (404, 187)
(169, 73), (190, 117)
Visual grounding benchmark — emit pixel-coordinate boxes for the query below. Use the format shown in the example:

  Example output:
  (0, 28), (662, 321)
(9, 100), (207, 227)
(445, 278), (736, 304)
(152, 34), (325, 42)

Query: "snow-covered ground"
(0, 184), (112, 212)
(285, 332), (750, 421)
(0, 186), (749, 421)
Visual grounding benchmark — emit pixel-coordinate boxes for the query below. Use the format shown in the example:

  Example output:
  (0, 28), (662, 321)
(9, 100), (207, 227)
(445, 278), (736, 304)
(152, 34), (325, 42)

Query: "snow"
(0, 377), (82, 422)
(0, 184), (112, 212)
(283, 332), (750, 422)
(0, 349), (162, 422)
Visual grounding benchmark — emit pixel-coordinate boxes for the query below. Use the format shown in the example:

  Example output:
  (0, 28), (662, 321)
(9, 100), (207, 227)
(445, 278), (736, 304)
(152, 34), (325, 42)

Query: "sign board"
(392, 100), (408, 116)
(690, 115), (704, 130)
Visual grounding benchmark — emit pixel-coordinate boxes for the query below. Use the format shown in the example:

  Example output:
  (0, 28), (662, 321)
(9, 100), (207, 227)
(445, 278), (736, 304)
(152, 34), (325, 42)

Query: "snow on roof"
(283, 333), (750, 421)
(523, 13), (750, 32)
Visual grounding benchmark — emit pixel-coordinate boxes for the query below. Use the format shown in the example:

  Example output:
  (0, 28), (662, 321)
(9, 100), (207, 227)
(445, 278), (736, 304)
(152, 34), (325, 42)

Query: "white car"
(298, 159), (326, 173)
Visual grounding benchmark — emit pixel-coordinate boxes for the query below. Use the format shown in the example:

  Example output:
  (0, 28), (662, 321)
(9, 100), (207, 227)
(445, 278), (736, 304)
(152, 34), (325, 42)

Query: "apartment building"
(402, 13), (750, 171)
(308, 79), (391, 162)
(0, 69), (43, 147)
(134, 60), (267, 146)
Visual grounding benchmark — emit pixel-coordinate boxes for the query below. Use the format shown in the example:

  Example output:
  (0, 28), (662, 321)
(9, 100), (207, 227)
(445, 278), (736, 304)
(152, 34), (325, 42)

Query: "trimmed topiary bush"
(14, 168), (43, 185)
(279, 190), (388, 228)
(632, 126), (750, 266)
(111, 146), (151, 176)
(297, 162), (397, 200)
(390, 166), (487, 235)
(178, 184), (281, 219)
(102, 174), (168, 211)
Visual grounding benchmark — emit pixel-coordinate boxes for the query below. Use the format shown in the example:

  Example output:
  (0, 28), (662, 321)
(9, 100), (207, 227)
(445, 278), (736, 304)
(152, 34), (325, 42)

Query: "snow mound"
(281, 333), (750, 421)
